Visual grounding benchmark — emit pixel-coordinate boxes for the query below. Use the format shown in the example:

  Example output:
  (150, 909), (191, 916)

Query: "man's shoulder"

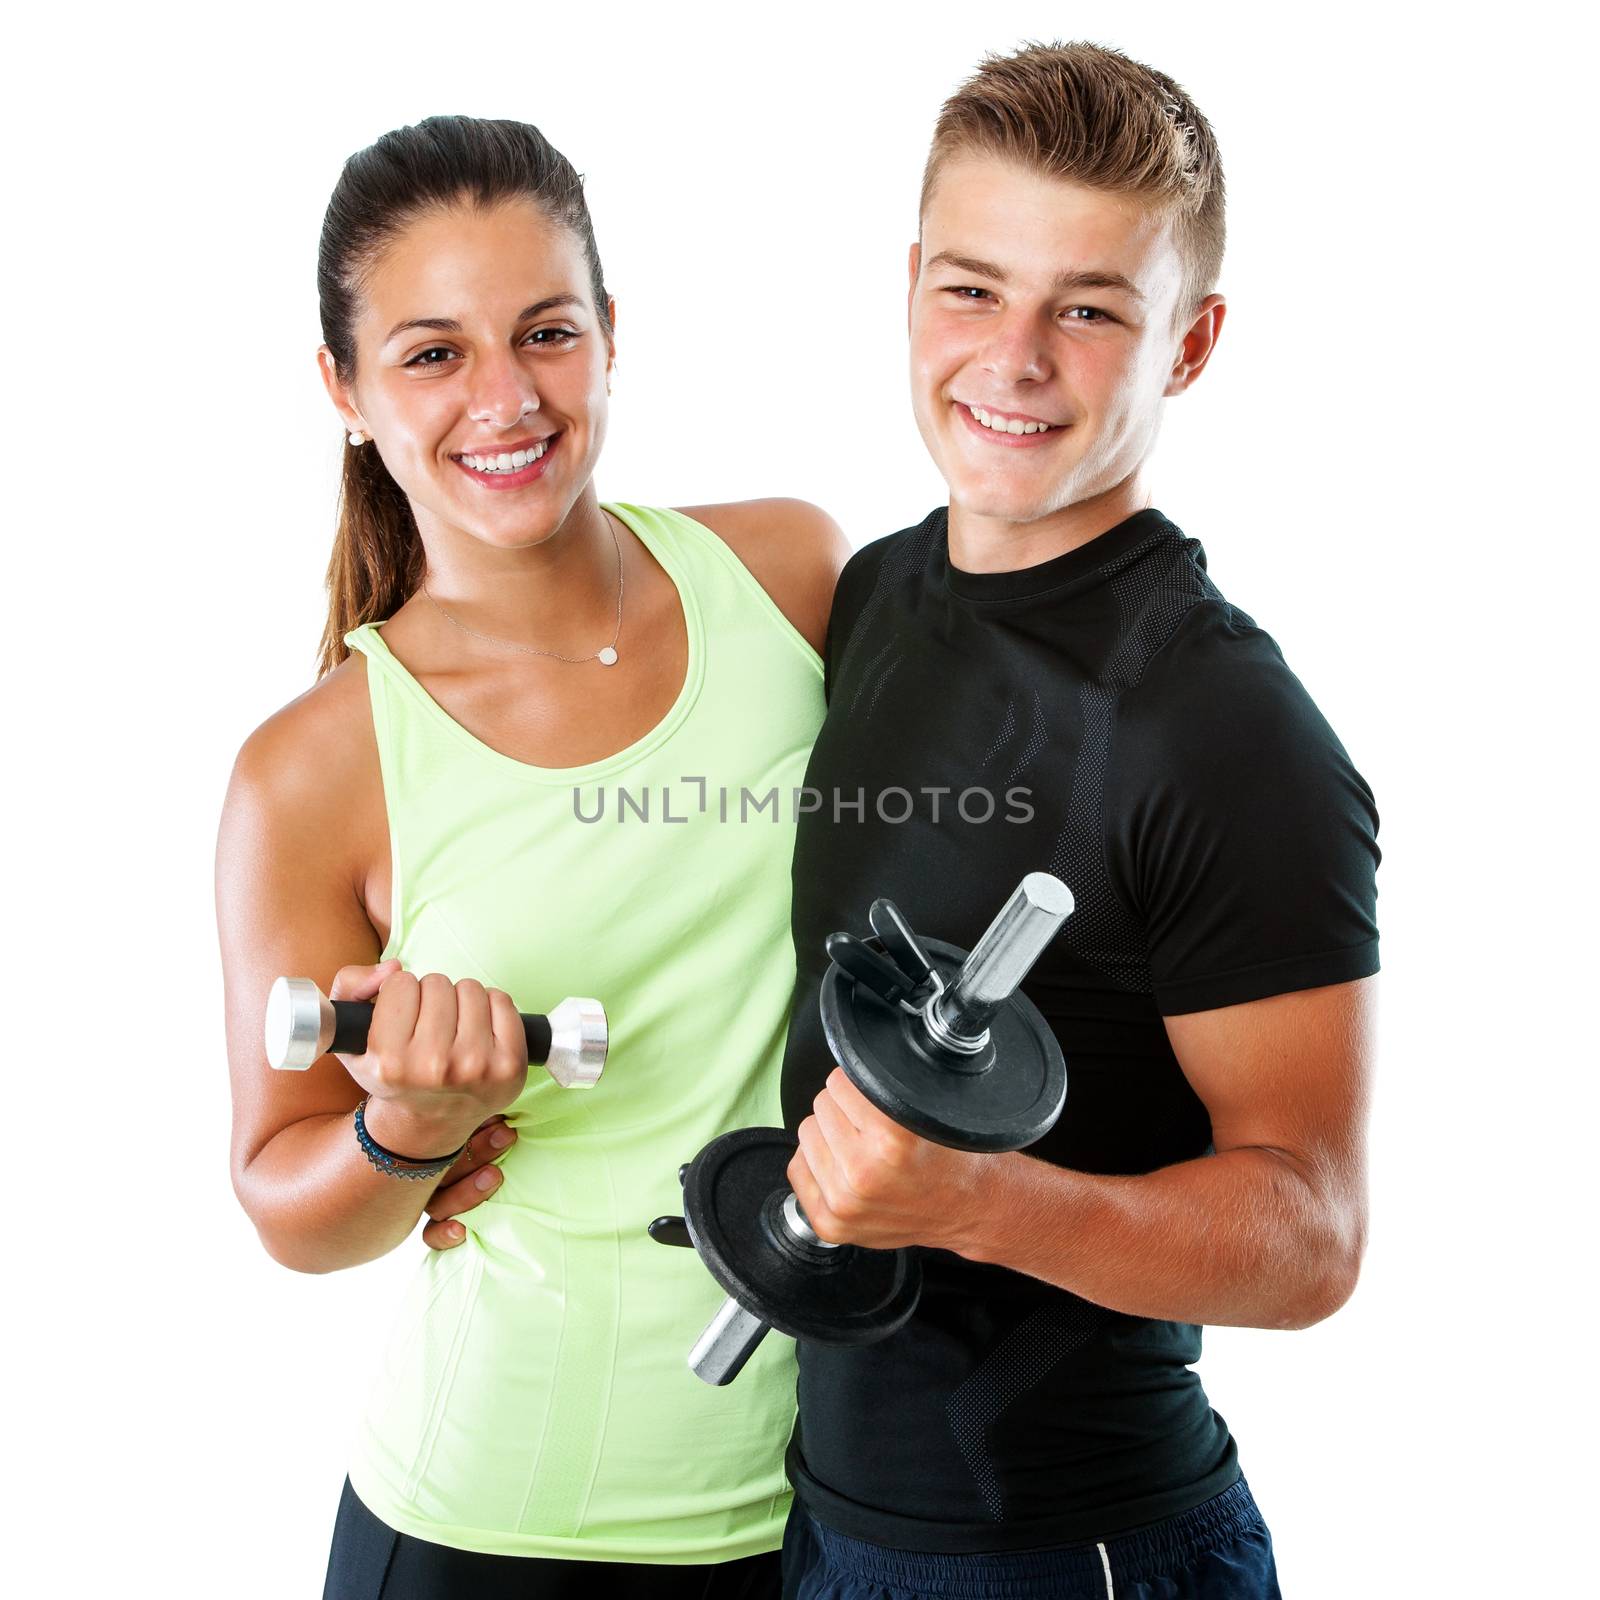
(833, 507), (946, 624)
(1119, 589), (1354, 785)
(1138, 591), (1293, 697)
(844, 505), (945, 574)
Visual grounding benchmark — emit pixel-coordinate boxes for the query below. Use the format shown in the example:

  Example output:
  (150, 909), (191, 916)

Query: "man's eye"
(944, 286), (993, 302)
(405, 347), (457, 368)
(1065, 306), (1110, 323)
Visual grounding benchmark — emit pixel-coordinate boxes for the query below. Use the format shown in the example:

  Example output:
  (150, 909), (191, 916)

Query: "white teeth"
(461, 441), (549, 473)
(967, 404), (1051, 435)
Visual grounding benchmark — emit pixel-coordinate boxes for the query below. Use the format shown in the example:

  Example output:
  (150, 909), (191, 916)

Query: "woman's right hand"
(330, 960), (531, 1157)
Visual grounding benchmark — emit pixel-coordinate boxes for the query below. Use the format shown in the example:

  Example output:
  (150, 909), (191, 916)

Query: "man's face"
(909, 155), (1201, 529)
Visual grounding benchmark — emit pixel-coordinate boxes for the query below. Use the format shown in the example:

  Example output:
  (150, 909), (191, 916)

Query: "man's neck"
(946, 476), (1152, 574)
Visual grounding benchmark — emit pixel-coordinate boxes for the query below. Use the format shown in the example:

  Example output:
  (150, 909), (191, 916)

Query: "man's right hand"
(421, 1116), (518, 1249)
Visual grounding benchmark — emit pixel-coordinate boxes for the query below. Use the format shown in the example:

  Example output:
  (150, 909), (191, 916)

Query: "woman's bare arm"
(217, 672), (498, 1273)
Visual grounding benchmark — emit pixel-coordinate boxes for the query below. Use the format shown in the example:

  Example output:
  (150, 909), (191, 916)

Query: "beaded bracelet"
(354, 1096), (468, 1180)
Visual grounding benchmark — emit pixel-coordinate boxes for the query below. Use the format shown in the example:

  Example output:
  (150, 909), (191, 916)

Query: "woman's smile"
(448, 430), (561, 490)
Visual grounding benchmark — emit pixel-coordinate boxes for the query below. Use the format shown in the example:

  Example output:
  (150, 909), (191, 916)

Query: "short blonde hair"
(921, 42), (1226, 323)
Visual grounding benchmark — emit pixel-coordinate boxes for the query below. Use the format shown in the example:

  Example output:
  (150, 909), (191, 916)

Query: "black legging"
(324, 1477), (782, 1599)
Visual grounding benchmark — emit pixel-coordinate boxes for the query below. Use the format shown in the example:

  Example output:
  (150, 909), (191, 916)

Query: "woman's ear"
(317, 345), (366, 435)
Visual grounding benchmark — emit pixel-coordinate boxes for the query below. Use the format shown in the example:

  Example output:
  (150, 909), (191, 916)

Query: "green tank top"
(342, 502), (825, 1561)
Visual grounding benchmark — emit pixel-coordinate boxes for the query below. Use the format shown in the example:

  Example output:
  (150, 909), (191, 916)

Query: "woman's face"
(324, 196), (614, 551)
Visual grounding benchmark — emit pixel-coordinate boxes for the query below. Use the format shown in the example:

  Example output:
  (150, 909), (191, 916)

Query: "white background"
(6, 1), (1595, 1593)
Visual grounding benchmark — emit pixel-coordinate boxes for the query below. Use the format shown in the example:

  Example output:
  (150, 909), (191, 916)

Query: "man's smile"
(953, 400), (1067, 446)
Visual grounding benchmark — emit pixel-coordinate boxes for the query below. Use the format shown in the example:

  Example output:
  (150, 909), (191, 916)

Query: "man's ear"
(1163, 294), (1227, 397)
(906, 241), (921, 335)
(317, 346), (366, 435)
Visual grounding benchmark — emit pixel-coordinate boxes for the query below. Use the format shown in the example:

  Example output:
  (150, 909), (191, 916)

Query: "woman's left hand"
(421, 1116), (518, 1250)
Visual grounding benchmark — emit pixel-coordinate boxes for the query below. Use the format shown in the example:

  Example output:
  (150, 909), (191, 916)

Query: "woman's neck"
(412, 489), (622, 654)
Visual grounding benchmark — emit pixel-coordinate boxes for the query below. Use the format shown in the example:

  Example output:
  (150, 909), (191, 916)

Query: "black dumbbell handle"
(266, 977), (606, 1088)
(328, 1000), (552, 1064)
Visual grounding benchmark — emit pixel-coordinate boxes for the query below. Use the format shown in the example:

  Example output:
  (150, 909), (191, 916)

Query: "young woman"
(215, 116), (847, 1598)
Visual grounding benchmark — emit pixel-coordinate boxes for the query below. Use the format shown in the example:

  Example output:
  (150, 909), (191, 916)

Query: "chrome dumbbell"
(264, 976), (607, 1088)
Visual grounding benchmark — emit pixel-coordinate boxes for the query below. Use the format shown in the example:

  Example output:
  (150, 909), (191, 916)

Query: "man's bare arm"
(791, 977), (1375, 1331)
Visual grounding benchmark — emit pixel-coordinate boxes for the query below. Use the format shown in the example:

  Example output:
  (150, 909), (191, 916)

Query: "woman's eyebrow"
(382, 295), (586, 345)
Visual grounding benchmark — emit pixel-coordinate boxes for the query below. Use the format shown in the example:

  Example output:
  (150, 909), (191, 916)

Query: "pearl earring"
(348, 429), (367, 446)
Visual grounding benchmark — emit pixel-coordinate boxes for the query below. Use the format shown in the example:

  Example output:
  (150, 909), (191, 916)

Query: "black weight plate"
(821, 937), (1067, 1152)
(682, 1127), (922, 1346)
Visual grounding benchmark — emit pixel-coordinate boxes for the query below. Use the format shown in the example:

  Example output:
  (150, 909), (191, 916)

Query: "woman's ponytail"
(316, 439), (422, 678)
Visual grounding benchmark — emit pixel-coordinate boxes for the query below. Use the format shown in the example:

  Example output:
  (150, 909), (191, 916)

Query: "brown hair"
(920, 41), (1225, 328)
(314, 115), (611, 678)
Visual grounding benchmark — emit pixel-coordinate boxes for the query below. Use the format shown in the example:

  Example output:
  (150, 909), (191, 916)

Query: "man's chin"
(947, 483), (1070, 528)
(935, 449), (1079, 524)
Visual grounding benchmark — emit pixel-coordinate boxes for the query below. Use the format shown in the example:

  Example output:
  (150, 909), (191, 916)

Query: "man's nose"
(979, 312), (1052, 385)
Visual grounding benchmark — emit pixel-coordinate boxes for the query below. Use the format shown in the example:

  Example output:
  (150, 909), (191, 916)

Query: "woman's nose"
(467, 356), (540, 428)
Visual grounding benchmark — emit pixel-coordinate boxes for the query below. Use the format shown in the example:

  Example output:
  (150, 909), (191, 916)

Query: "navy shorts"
(780, 1478), (1279, 1600)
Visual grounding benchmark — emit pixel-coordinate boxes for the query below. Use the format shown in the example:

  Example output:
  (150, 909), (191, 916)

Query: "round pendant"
(597, 646), (619, 666)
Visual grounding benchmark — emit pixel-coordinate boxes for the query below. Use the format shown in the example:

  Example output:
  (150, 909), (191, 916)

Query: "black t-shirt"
(780, 506), (1380, 1552)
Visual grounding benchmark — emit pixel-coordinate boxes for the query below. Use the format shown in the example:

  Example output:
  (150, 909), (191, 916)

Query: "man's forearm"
(957, 1145), (1364, 1330)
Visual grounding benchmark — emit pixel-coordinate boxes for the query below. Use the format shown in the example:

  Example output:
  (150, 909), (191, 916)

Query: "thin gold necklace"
(422, 510), (624, 666)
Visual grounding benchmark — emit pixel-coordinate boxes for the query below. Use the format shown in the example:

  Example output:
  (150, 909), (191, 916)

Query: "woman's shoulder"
(670, 498), (851, 657)
(224, 651), (381, 852)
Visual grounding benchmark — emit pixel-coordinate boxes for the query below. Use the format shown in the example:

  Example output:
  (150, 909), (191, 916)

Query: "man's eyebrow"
(1054, 269), (1146, 302)
(383, 294), (585, 344)
(924, 251), (1146, 302)
(925, 251), (1006, 282)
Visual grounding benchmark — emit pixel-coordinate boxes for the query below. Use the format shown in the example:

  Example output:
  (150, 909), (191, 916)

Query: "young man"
(776, 42), (1378, 1600)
